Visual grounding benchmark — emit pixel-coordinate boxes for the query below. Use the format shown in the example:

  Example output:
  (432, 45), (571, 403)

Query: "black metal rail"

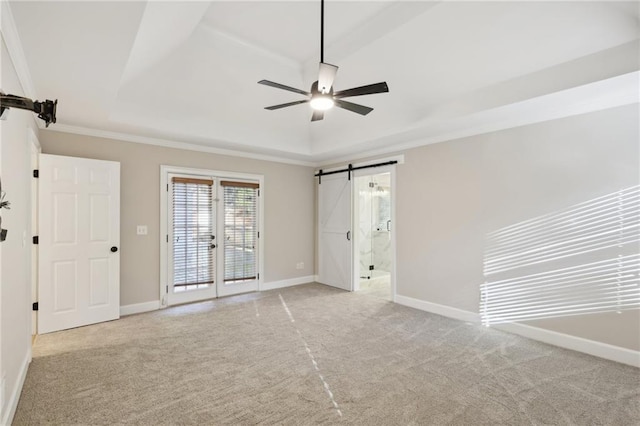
(315, 160), (398, 183)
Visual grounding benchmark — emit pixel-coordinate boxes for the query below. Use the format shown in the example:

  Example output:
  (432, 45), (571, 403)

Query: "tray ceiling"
(6, 1), (639, 165)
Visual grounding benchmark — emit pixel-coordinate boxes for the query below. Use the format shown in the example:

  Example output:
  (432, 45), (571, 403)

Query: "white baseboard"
(394, 294), (639, 368)
(120, 278), (317, 315)
(1, 350), (30, 426)
(395, 294), (480, 323)
(495, 322), (640, 368)
(120, 300), (161, 316)
(261, 275), (316, 291)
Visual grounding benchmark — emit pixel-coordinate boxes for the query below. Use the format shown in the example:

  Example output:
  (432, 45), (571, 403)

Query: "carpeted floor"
(13, 283), (640, 425)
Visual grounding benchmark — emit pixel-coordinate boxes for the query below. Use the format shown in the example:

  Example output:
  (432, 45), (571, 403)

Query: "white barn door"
(38, 154), (120, 334)
(318, 173), (352, 291)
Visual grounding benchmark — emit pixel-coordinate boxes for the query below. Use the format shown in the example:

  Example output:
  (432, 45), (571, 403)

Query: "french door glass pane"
(172, 179), (214, 291)
(223, 185), (257, 283)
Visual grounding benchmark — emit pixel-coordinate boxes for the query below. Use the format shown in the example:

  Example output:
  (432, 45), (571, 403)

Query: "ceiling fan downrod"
(320, 0), (325, 63)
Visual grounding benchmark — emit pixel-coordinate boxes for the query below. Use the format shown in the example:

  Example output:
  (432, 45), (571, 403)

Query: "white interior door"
(318, 173), (353, 291)
(38, 154), (120, 334)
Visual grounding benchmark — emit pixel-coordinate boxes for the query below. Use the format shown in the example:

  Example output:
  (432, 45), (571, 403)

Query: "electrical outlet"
(136, 225), (148, 235)
(296, 262), (304, 270)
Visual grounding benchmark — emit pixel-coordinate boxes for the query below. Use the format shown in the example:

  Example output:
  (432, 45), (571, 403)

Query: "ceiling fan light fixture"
(259, 0), (388, 121)
(310, 94), (334, 111)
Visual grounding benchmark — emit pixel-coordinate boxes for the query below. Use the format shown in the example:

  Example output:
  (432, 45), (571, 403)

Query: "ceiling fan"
(258, 0), (389, 122)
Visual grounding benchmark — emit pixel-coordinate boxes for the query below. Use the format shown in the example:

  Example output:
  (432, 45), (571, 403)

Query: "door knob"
(110, 246), (118, 253)
(210, 244), (216, 249)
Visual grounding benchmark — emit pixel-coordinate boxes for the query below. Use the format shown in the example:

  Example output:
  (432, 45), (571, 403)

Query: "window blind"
(221, 181), (258, 283)
(172, 177), (214, 289)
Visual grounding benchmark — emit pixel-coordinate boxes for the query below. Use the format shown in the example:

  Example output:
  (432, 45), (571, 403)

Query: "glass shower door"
(358, 174), (391, 281)
(371, 179), (391, 279)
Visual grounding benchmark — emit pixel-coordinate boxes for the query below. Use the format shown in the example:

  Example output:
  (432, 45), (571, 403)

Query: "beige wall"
(39, 132), (316, 306)
(396, 104), (640, 351)
(0, 36), (37, 423)
(36, 103), (640, 355)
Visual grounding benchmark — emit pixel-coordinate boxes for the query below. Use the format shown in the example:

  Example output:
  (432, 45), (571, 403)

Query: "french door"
(166, 172), (260, 305)
(167, 175), (217, 305)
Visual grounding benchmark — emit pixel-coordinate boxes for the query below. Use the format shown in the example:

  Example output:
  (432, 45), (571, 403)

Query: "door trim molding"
(29, 128), (40, 337)
(159, 165), (265, 307)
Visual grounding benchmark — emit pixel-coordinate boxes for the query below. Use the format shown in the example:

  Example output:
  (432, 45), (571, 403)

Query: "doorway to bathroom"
(353, 170), (394, 301)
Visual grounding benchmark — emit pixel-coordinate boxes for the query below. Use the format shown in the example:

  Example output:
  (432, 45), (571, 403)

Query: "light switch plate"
(136, 225), (148, 235)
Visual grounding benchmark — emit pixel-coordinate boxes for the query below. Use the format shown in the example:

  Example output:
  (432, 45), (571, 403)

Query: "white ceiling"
(6, 1), (640, 165)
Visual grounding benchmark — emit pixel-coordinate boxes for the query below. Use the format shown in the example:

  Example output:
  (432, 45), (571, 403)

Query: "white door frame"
(159, 165), (264, 307)
(352, 165), (397, 302)
(29, 128), (40, 336)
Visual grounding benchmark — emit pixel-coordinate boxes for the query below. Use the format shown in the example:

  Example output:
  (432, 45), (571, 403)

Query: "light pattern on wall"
(481, 185), (640, 325)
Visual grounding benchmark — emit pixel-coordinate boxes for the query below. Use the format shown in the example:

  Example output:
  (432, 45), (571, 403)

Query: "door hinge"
(166, 285), (168, 293)
(257, 231), (260, 238)
(369, 265), (375, 271)
(33, 169), (39, 178)
(32, 302), (39, 311)
(166, 184), (169, 192)
(257, 273), (260, 280)
(166, 234), (169, 243)
(257, 189), (260, 197)
(32, 235), (39, 244)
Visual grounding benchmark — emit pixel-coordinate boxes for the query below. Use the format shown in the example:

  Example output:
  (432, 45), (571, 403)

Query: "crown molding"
(316, 70), (639, 166)
(45, 123), (317, 167)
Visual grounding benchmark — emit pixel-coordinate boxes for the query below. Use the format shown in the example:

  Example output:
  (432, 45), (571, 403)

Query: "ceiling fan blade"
(311, 110), (324, 122)
(333, 82), (389, 99)
(334, 99), (373, 115)
(317, 62), (338, 94)
(265, 100), (309, 110)
(258, 80), (310, 96)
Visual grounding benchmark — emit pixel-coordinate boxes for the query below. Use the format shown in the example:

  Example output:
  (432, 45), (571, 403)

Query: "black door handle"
(110, 246), (118, 253)
(210, 244), (216, 249)
(346, 231), (351, 241)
